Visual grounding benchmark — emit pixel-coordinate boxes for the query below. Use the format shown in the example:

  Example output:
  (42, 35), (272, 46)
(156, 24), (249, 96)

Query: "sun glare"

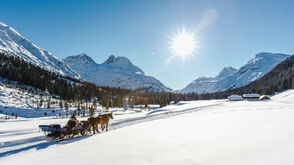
(170, 28), (198, 60)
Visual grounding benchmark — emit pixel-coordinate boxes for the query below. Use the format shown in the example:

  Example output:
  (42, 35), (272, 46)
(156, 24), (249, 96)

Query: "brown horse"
(88, 113), (113, 134)
(93, 116), (103, 134)
(80, 120), (91, 134)
(98, 113), (113, 132)
(87, 117), (99, 134)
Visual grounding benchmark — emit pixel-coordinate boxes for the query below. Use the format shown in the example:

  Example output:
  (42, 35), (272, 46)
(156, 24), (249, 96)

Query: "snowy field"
(1, 90), (294, 165)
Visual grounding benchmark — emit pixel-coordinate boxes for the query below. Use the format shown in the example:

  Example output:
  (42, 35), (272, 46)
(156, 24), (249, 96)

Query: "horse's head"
(107, 113), (113, 119)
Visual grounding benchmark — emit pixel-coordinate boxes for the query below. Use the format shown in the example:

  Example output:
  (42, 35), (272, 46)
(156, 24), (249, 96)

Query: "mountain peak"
(0, 21), (8, 27)
(255, 52), (290, 59)
(103, 55), (131, 65)
(63, 53), (95, 64)
(180, 52), (289, 94)
(64, 54), (170, 92)
(104, 55), (116, 64)
(246, 52), (290, 67)
(217, 67), (237, 78)
(0, 21), (23, 39)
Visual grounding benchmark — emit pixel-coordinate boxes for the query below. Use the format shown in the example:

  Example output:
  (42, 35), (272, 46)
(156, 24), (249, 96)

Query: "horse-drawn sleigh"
(38, 123), (86, 141)
(39, 113), (113, 141)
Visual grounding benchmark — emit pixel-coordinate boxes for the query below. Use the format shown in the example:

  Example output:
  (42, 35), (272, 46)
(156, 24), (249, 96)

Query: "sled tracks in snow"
(109, 102), (223, 131)
(0, 102), (222, 157)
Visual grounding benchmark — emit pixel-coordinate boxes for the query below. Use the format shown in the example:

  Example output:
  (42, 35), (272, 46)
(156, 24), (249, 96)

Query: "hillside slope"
(0, 21), (80, 78)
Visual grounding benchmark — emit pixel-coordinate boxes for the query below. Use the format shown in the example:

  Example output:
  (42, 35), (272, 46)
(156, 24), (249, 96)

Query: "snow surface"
(0, 21), (80, 79)
(0, 81), (72, 118)
(63, 53), (171, 92)
(1, 90), (294, 165)
(181, 53), (290, 94)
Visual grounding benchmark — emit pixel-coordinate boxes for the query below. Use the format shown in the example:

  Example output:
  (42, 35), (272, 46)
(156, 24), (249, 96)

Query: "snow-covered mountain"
(181, 52), (290, 94)
(180, 67), (237, 94)
(0, 21), (80, 78)
(63, 53), (171, 92)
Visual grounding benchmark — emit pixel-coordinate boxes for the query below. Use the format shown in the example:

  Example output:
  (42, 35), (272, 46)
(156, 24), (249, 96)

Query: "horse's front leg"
(95, 124), (100, 133)
(92, 125), (96, 134)
(106, 123), (108, 131)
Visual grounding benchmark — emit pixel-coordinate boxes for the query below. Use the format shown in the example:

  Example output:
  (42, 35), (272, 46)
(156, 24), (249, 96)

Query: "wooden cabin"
(259, 95), (270, 100)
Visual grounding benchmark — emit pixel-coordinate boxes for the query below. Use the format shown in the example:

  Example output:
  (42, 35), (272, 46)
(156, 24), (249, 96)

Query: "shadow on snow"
(0, 134), (91, 157)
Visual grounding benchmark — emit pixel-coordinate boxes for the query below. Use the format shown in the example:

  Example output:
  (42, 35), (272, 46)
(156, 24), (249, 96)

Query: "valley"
(1, 90), (294, 164)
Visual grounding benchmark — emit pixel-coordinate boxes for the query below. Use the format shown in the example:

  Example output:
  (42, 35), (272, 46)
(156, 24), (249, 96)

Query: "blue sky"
(1, 0), (294, 90)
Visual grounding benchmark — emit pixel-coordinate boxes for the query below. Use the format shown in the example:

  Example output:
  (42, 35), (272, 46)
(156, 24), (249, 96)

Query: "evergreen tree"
(144, 98), (148, 108)
(47, 97), (51, 109)
(77, 100), (81, 116)
(82, 105), (85, 117)
(65, 101), (69, 116)
(93, 98), (97, 109)
(89, 105), (95, 117)
(59, 100), (63, 109)
(38, 95), (43, 109)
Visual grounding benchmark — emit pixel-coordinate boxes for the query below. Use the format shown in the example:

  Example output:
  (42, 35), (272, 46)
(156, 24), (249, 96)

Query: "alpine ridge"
(63, 53), (171, 92)
(180, 52), (290, 94)
(0, 21), (80, 78)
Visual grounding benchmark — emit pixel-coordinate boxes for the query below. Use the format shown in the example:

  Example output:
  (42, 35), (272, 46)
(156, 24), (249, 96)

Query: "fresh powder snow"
(1, 90), (294, 165)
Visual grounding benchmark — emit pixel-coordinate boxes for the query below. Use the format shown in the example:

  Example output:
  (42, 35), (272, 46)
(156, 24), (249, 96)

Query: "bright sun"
(170, 28), (198, 60)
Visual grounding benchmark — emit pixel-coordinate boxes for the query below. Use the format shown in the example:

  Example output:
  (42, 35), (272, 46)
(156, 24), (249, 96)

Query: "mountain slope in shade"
(63, 54), (171, 92)
(0, 21), (80, 78)
(181, 52), (290, 94)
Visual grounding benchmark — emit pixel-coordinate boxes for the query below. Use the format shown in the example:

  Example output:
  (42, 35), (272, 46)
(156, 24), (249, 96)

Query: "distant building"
(134, 104), (160, 110)
(148, 104), (160, 109)
(122, 97), (129, 110)
(259, 95), (270, 100)
(228, 94), (243, 101)
(243, 94), (260, 100)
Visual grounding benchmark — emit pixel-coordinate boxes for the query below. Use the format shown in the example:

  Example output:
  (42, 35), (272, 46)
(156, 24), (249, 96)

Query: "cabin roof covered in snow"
(260, 95), (270, 99)
(228, 94), (242, 98)
(228, 94), (243, 100)
(243, 94), (260, 98)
